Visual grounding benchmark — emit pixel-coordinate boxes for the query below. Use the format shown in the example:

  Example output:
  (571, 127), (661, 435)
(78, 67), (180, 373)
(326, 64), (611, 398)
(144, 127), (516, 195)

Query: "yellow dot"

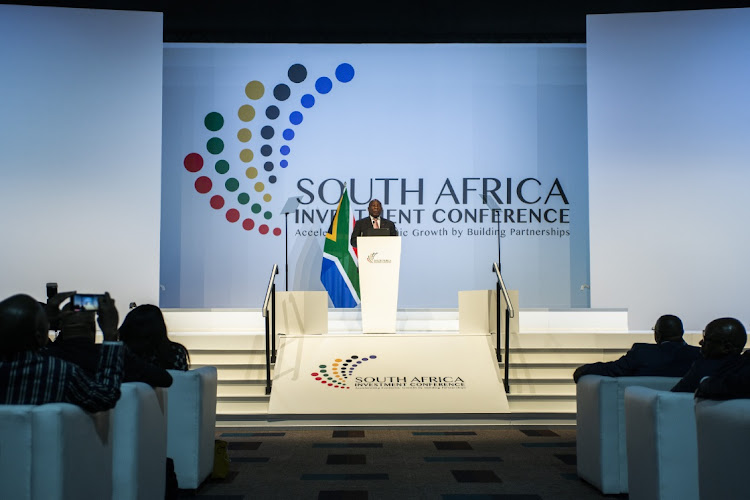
(239, 149), (254, 163)
(254, 182), (265, 192)
(237, 128), (252, 142)
(335, 359), (342, 362)
(238, 105), (255, 122)
(245, 81), (264, 100)
(263, 194), (272, 202)
(245, 167), (258, 179)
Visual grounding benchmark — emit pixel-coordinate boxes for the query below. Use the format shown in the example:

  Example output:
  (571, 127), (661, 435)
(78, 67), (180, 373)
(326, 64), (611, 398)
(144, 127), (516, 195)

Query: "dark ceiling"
(4, 0), (750, 43)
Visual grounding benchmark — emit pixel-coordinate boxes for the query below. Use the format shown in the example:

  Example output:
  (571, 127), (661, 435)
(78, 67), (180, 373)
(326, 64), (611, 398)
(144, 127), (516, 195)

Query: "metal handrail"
(493, 262), (512, 393)
(262, 264), (279, 395)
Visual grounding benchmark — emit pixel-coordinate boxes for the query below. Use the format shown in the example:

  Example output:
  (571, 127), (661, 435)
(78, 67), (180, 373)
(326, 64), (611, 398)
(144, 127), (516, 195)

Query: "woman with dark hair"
(118, 304), (189, 371)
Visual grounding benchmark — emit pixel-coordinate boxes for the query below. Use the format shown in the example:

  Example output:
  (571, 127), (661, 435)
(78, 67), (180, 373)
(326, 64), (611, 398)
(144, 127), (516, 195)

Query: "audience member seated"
(672, 317), (746, 393)
(0, 293), (124, 412)
(696, 349), (750, 400)
(573, 314), (700, 382)
(119, 304), (189, 371)
(45, 293), (172, 388)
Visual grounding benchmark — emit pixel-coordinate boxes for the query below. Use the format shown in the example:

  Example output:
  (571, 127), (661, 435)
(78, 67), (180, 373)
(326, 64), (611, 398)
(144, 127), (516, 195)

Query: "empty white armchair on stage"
(167, 366), (218, 490)
(695, 398), (750, 500)
(576, 375), (681, 494)
(112, 383), (168, 500)
(0, 403), (113, 500)
(624, 387), (698, 500)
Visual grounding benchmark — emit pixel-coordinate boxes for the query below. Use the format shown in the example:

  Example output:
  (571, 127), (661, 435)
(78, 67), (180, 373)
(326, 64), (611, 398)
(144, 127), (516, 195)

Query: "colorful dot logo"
(182, 62), (356, 236)
(310, 354), (376, 389)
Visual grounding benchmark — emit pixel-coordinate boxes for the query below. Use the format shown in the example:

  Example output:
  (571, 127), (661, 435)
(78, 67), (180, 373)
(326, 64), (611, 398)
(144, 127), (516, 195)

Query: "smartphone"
(71, 293), (104, 312)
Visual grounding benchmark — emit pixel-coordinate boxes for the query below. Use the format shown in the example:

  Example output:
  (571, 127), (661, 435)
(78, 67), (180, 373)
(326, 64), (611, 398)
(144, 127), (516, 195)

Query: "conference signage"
(268, 334), (510, 414)
(161, 44), (589, 309)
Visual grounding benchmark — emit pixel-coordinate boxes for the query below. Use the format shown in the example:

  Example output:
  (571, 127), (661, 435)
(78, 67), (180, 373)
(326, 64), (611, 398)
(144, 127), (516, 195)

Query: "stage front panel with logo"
(268, 334), (510, 414)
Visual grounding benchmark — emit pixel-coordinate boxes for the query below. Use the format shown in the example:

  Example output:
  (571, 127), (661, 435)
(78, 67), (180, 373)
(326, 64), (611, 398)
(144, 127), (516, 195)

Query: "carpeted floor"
(178, 427), (622, 500)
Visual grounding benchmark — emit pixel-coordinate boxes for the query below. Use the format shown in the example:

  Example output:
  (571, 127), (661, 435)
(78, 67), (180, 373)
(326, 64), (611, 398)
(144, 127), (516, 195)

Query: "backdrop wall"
(161, 43), (590, 310)
(587, 8), (750, 331)
(0, 5), (163, 306)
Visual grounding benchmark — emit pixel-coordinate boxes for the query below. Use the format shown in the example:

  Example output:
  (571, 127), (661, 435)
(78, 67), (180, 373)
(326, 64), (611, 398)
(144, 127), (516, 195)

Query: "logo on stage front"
(182, 62), (356, 237)
(311, 354), (377, 389)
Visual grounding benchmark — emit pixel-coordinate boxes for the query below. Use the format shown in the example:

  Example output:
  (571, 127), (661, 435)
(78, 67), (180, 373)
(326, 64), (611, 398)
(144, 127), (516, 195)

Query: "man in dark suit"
(350, 199), (398, 248)
(672, 317), (746, 393)
(573, 314), (701, 382)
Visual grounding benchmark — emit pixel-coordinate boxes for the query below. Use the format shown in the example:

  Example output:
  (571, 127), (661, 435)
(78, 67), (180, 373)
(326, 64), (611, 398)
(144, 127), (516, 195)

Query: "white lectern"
(357, 236), (401, 333)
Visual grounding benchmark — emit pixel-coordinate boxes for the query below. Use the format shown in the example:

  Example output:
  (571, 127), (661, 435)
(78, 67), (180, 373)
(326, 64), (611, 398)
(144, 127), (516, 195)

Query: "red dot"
(184, 153), (203, 173)
(210, 195), (224, 209)
(321, 381), (326, 384)
(311, 372), (318, 377)
(259, 224), (269, 235)
(226, 209), (240, 223)
(273, 227), (282, 236)
(328, 383), (333, 386)
(195, 176), (212, 194)
(242, 219), (255, 231)
(315, 377), (321, 380)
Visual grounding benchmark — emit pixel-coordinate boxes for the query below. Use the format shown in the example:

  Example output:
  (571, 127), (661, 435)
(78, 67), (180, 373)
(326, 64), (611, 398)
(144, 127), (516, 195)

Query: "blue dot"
(335, 63), (355, 83)
(315, 77), (332, 94)
(280, 160), (288, 168)
(289, 111), (303, 125)
(283, 129), (295, 140)
(280, 145), (290, 155)
(301, 94), (315, 108)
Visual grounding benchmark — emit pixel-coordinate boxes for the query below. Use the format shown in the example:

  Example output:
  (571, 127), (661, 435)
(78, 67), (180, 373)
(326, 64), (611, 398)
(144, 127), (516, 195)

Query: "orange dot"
(238, 105), (255, 122)
(245, 81), (264, 100)
(237, 128), (252, 142)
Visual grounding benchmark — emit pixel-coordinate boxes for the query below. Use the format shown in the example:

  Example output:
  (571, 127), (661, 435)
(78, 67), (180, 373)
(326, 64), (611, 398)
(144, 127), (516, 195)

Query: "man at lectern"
(350, 199), (398, 248)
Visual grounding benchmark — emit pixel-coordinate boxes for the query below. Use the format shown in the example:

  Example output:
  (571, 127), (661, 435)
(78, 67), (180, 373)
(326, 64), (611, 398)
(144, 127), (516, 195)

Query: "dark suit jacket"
(350, 217), (398, 247)
(45, 336), (173, 387)
(671, 353), (741, 393)
(573, 341), (701, 382)
(694, 351), (750, 399)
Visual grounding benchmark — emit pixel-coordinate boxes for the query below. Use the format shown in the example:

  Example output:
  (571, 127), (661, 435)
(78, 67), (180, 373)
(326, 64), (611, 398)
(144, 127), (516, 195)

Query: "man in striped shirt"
(0, 293), (124, 413)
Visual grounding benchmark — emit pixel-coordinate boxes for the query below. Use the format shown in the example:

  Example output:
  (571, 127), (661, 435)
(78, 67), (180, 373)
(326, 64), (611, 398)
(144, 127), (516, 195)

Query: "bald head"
(0, 294), (49, 356)
(653, 314), (684, 343)
(701, 317), (747, 359)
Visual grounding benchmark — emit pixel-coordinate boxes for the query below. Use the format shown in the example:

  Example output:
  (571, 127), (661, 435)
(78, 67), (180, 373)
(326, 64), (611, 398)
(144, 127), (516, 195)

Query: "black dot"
(274, 84), (291, 101)
(264, 161), (274, 172)
(261, 126), (274, 139)
(288, 64), (307, 83)
(351, 355), (359, 359)
(269, 175), (277, 183)
(266, 106), (279, 120)
(261, 145), (272, 157)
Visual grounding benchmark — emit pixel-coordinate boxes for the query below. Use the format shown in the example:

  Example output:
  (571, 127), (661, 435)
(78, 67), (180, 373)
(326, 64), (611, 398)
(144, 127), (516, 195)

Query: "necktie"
(373, 219), (379, 229)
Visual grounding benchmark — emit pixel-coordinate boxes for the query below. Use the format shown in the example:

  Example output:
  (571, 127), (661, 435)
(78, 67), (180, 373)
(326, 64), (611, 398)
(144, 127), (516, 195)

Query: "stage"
(161, 308), (703, 428)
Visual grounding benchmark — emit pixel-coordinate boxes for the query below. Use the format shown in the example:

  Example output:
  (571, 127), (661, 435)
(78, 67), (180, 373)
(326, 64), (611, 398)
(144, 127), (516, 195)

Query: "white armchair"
(624, 387), (698, 500)
(112, 383), (168, 500)
(166, 366), (218, 490)
(695, 398), (750, 500)
(0, 403), (113, 500)
(576, 375), (681, 494)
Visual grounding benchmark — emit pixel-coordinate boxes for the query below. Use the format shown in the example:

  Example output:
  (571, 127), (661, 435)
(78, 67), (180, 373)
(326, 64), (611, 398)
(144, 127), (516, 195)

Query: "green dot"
(319, 365), (326, 368)
(207, 137), (224, 155)
(225, 178), (239, 192)
(215, 160), (229, 174)
(251, 203), (261, 214)
(238, 193), (250, 205)
(263, 211), (272, 220)
(204, 112), (224, 132)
